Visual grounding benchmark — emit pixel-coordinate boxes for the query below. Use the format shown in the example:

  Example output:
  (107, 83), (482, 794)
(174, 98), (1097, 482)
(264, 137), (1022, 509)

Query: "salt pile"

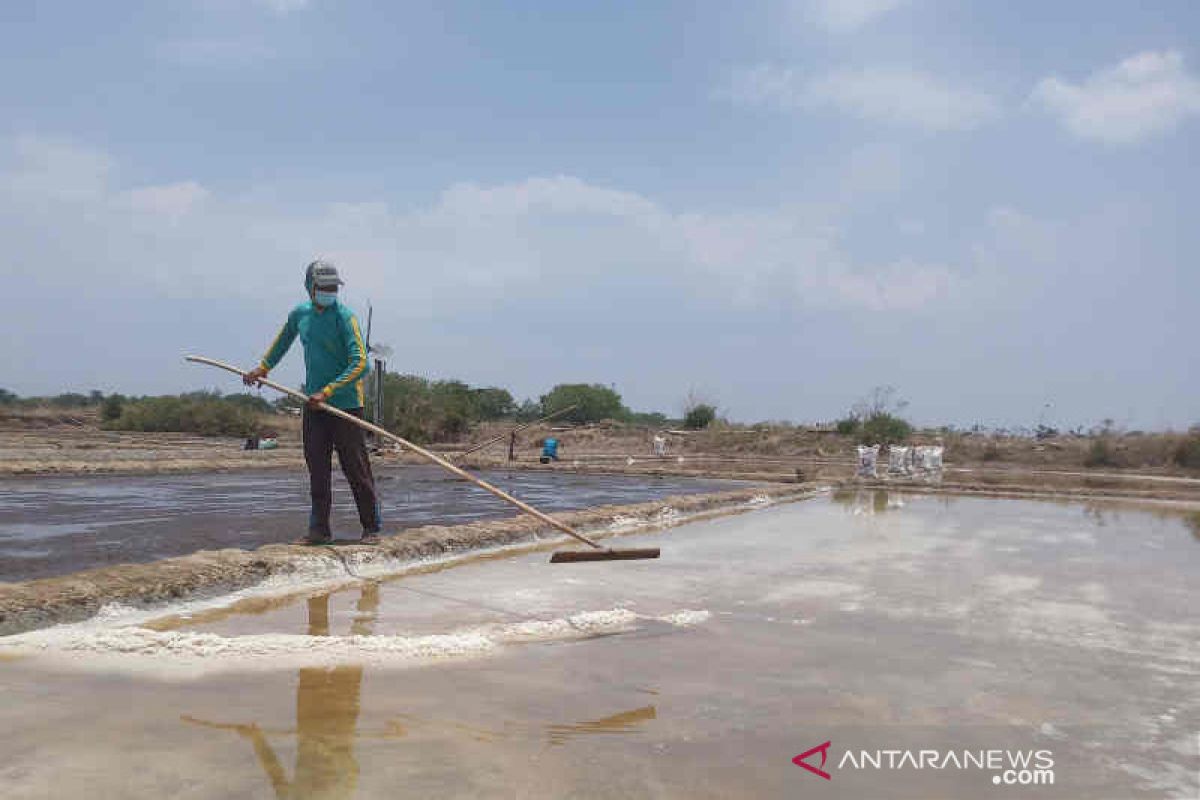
(0, 606), (711, 676)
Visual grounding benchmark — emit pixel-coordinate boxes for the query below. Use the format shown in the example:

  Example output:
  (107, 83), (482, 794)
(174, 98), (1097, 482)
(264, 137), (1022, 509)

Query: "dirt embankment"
(3, 410), (1199, 494)
(0, 484), (816, 636)
(0, 408), (305, 476)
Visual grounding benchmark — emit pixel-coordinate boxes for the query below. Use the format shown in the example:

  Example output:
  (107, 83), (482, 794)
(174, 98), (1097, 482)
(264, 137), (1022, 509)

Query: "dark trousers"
(303, 407), (380, 536)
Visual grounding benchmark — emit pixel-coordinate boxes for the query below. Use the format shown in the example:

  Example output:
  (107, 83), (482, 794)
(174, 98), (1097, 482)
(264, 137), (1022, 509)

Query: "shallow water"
(0, 466), (743, 581)
(0, 492), (1197, 798)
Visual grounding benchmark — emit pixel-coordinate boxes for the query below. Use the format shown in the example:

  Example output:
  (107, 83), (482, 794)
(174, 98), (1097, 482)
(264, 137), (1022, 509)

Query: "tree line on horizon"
(0, 375), (717, 442)
(3, 383), (1198, 470)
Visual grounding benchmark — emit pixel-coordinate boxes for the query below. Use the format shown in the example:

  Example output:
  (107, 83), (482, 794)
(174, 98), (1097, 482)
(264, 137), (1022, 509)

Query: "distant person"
(653, 434), (667, 457)
(540, 436), (559, 464)
(243, 260), (381, 544)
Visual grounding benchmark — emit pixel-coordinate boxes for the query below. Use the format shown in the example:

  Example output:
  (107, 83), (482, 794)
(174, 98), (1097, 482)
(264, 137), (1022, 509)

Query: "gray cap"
(304, 259), (344, 290)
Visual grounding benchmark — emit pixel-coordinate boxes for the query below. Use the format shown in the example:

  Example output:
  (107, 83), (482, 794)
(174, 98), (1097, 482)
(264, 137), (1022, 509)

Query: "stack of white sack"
(881, 445), (946, 478)
(921, 445), (944, 472)
(856, 444), (880, 478)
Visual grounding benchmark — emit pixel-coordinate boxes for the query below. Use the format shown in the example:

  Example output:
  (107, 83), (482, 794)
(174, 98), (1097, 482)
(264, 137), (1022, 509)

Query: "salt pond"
(0, 491), (1197, 798)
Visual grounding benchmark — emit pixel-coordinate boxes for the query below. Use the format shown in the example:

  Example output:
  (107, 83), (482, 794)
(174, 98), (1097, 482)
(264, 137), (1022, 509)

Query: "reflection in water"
(1186, 512), (1200, 542)
(182, 585), (660, 796)
(185, 584), (378, 799)
(830, 489), (910, 516)
(834, 489), (1200, 542)
(386, 712), (504, 743)
(1083, 504), (1109, 528)
(1079, 501), (1200, 542)
(383, 704), (658, 747)
(545, 705), (657, 746)
(287, 587), (377, 798)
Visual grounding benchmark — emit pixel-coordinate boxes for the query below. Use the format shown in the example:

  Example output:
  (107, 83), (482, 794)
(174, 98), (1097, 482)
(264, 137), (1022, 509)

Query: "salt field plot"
(0, 466), (743, 581)
(1, 492), (1197, 798)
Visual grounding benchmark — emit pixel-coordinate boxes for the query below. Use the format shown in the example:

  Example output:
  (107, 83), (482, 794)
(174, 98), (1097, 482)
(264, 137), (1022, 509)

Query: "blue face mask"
(314, 290), (338, 307)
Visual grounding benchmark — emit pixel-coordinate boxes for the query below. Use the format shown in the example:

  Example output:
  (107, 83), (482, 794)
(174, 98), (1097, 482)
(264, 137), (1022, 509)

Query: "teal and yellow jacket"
(259, 300), (370, 410)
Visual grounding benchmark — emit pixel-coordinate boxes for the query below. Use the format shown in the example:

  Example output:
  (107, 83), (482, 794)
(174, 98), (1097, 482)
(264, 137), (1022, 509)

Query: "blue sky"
(1, 0), (1197, 430)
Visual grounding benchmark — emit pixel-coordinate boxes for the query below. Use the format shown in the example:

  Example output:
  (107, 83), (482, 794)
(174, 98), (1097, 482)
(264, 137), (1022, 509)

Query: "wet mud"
(0, 465), (746, 583)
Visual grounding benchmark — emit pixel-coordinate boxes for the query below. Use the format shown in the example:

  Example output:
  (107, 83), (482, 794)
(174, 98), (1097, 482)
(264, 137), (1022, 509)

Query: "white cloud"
(436, 175), (657, 219)
(1031, 50), (1200, 144)
(721, 65), (1000, 132)
(0, 138), (956, 314)
(807, 0), (908, 32)
(824, 259), (954, 310)
(808, 69), (1000, 130)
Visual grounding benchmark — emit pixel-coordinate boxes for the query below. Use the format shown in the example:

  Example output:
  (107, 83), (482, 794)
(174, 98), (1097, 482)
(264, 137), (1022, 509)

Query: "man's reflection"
(186, 583), (663, 796)
(186, 583), (378, 799)
(292, 585), (377, 797)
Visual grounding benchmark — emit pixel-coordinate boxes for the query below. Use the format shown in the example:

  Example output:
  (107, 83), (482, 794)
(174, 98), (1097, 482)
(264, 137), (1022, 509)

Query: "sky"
(1, 0), (1197, 431)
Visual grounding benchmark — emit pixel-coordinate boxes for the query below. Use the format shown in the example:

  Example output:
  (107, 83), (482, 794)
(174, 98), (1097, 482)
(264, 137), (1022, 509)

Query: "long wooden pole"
(452, 403), (579, 462)
(186, 355), (607, 551)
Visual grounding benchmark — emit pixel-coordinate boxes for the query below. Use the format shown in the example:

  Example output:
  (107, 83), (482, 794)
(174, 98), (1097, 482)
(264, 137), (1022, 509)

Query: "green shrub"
(540, 384), (628, 425)
(375, 374), (511, 443)
(1084, 438), (1122, 468)
(378, 373), (437, 442)
(858, 413), (912, 445)
(471, 387), (516, 421)
(47, 392), (91, 407)
(1172, 435), (1200, 470)
(100, 394), (124, 422)
(274, 394), (304, 413)
(843, 385), (912, 444)
(513, 399), (543, 422)
(104, 392), (264, 436)
(835, 417), (859, 435)
(430, 380), (476, 440)
(627, 411), (670, 427)
(684, 404), (716, 430)
(220, 393), (273, 414)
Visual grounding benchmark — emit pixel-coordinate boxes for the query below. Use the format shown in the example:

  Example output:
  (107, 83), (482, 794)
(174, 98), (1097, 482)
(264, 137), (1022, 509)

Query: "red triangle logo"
(793, 741), (832, 780)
